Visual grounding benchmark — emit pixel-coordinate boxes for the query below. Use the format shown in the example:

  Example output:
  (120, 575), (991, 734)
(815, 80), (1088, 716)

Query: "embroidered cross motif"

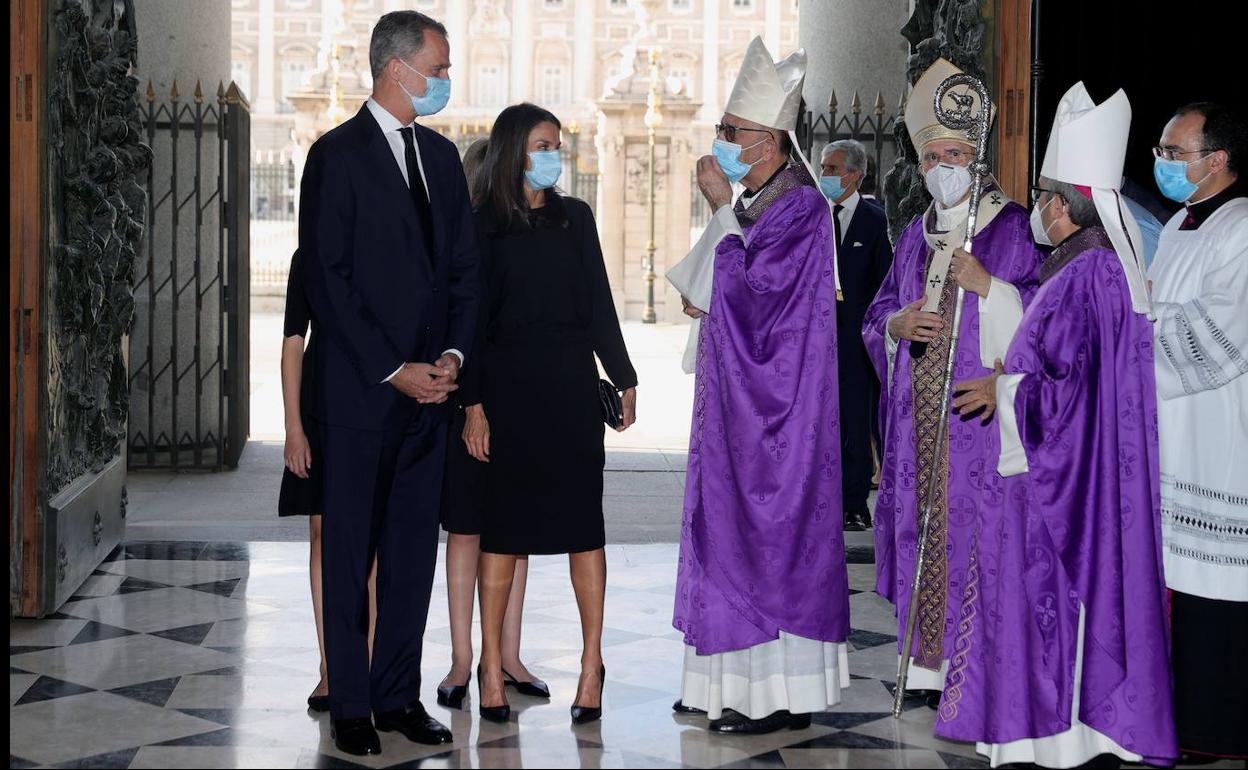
(935, 239), (948, 251)
(990, 193), (1002, 207)
(929, 275), (942, 290)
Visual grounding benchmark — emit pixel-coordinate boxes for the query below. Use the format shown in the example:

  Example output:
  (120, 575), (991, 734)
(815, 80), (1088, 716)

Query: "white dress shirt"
(835, 190), (861, 244)
(365, 98), (463, 382)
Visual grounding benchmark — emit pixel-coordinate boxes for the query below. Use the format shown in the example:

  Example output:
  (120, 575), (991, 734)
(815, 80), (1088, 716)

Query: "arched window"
(279, 44), (317, 114)
(666, 50), (698, 100)
(540, 64), (567, 106)
(533, 41), (571, 109)
(476, 64), (504, 107)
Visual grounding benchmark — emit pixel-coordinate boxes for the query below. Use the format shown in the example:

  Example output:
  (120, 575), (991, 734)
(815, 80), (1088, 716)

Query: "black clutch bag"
(598, 379), (624, 429)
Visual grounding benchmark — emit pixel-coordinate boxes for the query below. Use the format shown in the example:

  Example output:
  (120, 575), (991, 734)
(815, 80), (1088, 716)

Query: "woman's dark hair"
(481, 102), (562, 232)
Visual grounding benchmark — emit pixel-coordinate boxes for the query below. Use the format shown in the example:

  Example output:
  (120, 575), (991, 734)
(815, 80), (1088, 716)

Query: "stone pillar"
(798, 0), (909, 114)
(660, 123), (699, 322)
(133, 2), (231, 97)
(256, 0), (276, 113)
(509, 0), (532, 103)
(766, 0), (782, 54)
(595, 120), (628, 315)
(699, 0), (720, 122)
(573, 0), (596, 103)
(446, 0), (468, 69)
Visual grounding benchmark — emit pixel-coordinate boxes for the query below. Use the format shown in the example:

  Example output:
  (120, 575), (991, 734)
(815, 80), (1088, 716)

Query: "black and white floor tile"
(9, 540), (1241, 769)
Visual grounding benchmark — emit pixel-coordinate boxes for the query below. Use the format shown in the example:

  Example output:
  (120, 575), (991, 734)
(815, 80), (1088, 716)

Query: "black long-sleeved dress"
(277, 250), (324, 516)
(441, 193), (637, 554)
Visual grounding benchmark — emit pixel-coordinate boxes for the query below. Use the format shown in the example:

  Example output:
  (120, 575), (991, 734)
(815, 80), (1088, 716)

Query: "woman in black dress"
(465, 104), (637, 724)
(438, 137), (548, 712)
(277, 250), (375, 711)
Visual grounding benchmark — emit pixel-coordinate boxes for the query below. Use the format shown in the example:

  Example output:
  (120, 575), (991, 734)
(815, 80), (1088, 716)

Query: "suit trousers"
(838, 339), (875, 515)
(319, 410), (447, 720)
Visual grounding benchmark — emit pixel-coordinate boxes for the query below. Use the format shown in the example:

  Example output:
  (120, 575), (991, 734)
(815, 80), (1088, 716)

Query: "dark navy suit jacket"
(837, 197), (893, 365)
(298, 105), (480, 432)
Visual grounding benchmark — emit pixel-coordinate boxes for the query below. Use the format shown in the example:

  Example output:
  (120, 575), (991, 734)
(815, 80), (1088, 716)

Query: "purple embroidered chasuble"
(863, 200), (1042, 668)
(935, 228), (1178, 765)
(673, 167), (850, 655)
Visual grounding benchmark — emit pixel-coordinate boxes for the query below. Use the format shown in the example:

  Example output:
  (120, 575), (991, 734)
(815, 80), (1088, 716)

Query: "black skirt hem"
(479, 539), (606, 556)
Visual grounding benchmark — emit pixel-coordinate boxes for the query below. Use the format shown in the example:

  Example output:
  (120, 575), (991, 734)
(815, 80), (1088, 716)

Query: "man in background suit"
(820, 139), (892, 531)
(298, 10), (479, 756)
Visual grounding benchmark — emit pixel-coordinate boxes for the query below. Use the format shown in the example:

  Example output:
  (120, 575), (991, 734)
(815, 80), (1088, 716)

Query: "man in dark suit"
(820, 139), (892, 531)
(298, 11), (479, 756)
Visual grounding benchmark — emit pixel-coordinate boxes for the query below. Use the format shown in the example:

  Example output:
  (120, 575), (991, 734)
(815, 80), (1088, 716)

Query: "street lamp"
(642, 48), (663, 324)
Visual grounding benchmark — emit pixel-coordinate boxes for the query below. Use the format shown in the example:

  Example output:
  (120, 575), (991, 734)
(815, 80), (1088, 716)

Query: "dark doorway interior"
(1033, 0), (1246, 218)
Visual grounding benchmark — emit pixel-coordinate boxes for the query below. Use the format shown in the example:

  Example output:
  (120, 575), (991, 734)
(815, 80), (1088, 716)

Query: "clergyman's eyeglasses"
(715, 123), (771, 143)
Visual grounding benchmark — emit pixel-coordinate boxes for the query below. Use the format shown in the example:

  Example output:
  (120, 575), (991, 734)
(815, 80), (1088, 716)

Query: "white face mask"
(1029, 195), (1058, 246)
(925, 162), (973, 208)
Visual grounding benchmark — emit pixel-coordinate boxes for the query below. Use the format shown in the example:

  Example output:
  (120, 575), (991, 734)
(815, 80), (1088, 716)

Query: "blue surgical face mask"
(524, 149), (562, 191)
(712, 137), (765, 184)
(1153, 154), (1213, 203)
(398, 59), (451, 117)
(819, 173), (847, 201)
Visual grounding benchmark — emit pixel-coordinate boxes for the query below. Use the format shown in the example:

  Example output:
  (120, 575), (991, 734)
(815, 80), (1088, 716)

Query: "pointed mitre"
(724, 37), (806, 132)
(1040, 81), (1151, 315)
(1040, 81), (1130, 190)
(905, 57), (996, 151)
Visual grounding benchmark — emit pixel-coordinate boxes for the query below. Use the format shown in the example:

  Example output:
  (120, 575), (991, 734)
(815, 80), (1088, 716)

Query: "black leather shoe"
(708, 709), (811, 734)
(503, 668), (551, 699)
(672, 699), (706, 714)
(307, 694), (330, 713)
(922, 689), (942, 710)
(437, 672), (471, 710)
(477, 665), (511, 723)
(331, 717), (381, 756)
(1175, 752), (1221, 766)
(374, 702), (452, 745)
(844, 509), (872, 531)
(570, 665), (606, 725)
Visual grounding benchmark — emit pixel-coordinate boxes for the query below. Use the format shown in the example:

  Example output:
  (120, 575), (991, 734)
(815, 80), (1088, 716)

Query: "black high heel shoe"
(307, 693), (330, 713)
(570, 664), (606, 724)
(476, 665), (511, 723)
(436, 671), (471, 710)
(502, 667), (551, 699)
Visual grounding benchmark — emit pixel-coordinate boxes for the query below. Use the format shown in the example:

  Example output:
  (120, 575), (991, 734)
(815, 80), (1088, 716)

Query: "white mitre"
(725, 36), (805, 131)
(1040, 81), (1151, 314)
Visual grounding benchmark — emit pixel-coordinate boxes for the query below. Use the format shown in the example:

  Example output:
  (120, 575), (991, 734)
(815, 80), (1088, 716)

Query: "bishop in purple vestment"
(936, 224), (1177, 766)
(936, 84), (1176, 768)
(862, 59), (1043, 692)
(668, 37), (850, 734)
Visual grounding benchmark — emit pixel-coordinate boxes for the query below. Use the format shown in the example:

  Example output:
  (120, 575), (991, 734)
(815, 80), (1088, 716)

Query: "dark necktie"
(833, 203), (844, 249)
(399, 126), (435, 260)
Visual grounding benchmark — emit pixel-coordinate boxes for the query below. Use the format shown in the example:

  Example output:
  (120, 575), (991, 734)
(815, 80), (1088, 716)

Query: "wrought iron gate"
(796, 89), (902, 192)
(128, 80), (250, 470)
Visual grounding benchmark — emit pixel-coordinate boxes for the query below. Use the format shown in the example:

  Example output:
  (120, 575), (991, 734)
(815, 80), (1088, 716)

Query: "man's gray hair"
(821, 139), (867, 173)
(369, 11), (448, 81)
(1043, 177), (1101, 228)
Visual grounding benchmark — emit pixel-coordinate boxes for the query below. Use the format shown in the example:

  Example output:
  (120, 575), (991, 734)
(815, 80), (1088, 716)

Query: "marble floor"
(9, 540), (1242, 769)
